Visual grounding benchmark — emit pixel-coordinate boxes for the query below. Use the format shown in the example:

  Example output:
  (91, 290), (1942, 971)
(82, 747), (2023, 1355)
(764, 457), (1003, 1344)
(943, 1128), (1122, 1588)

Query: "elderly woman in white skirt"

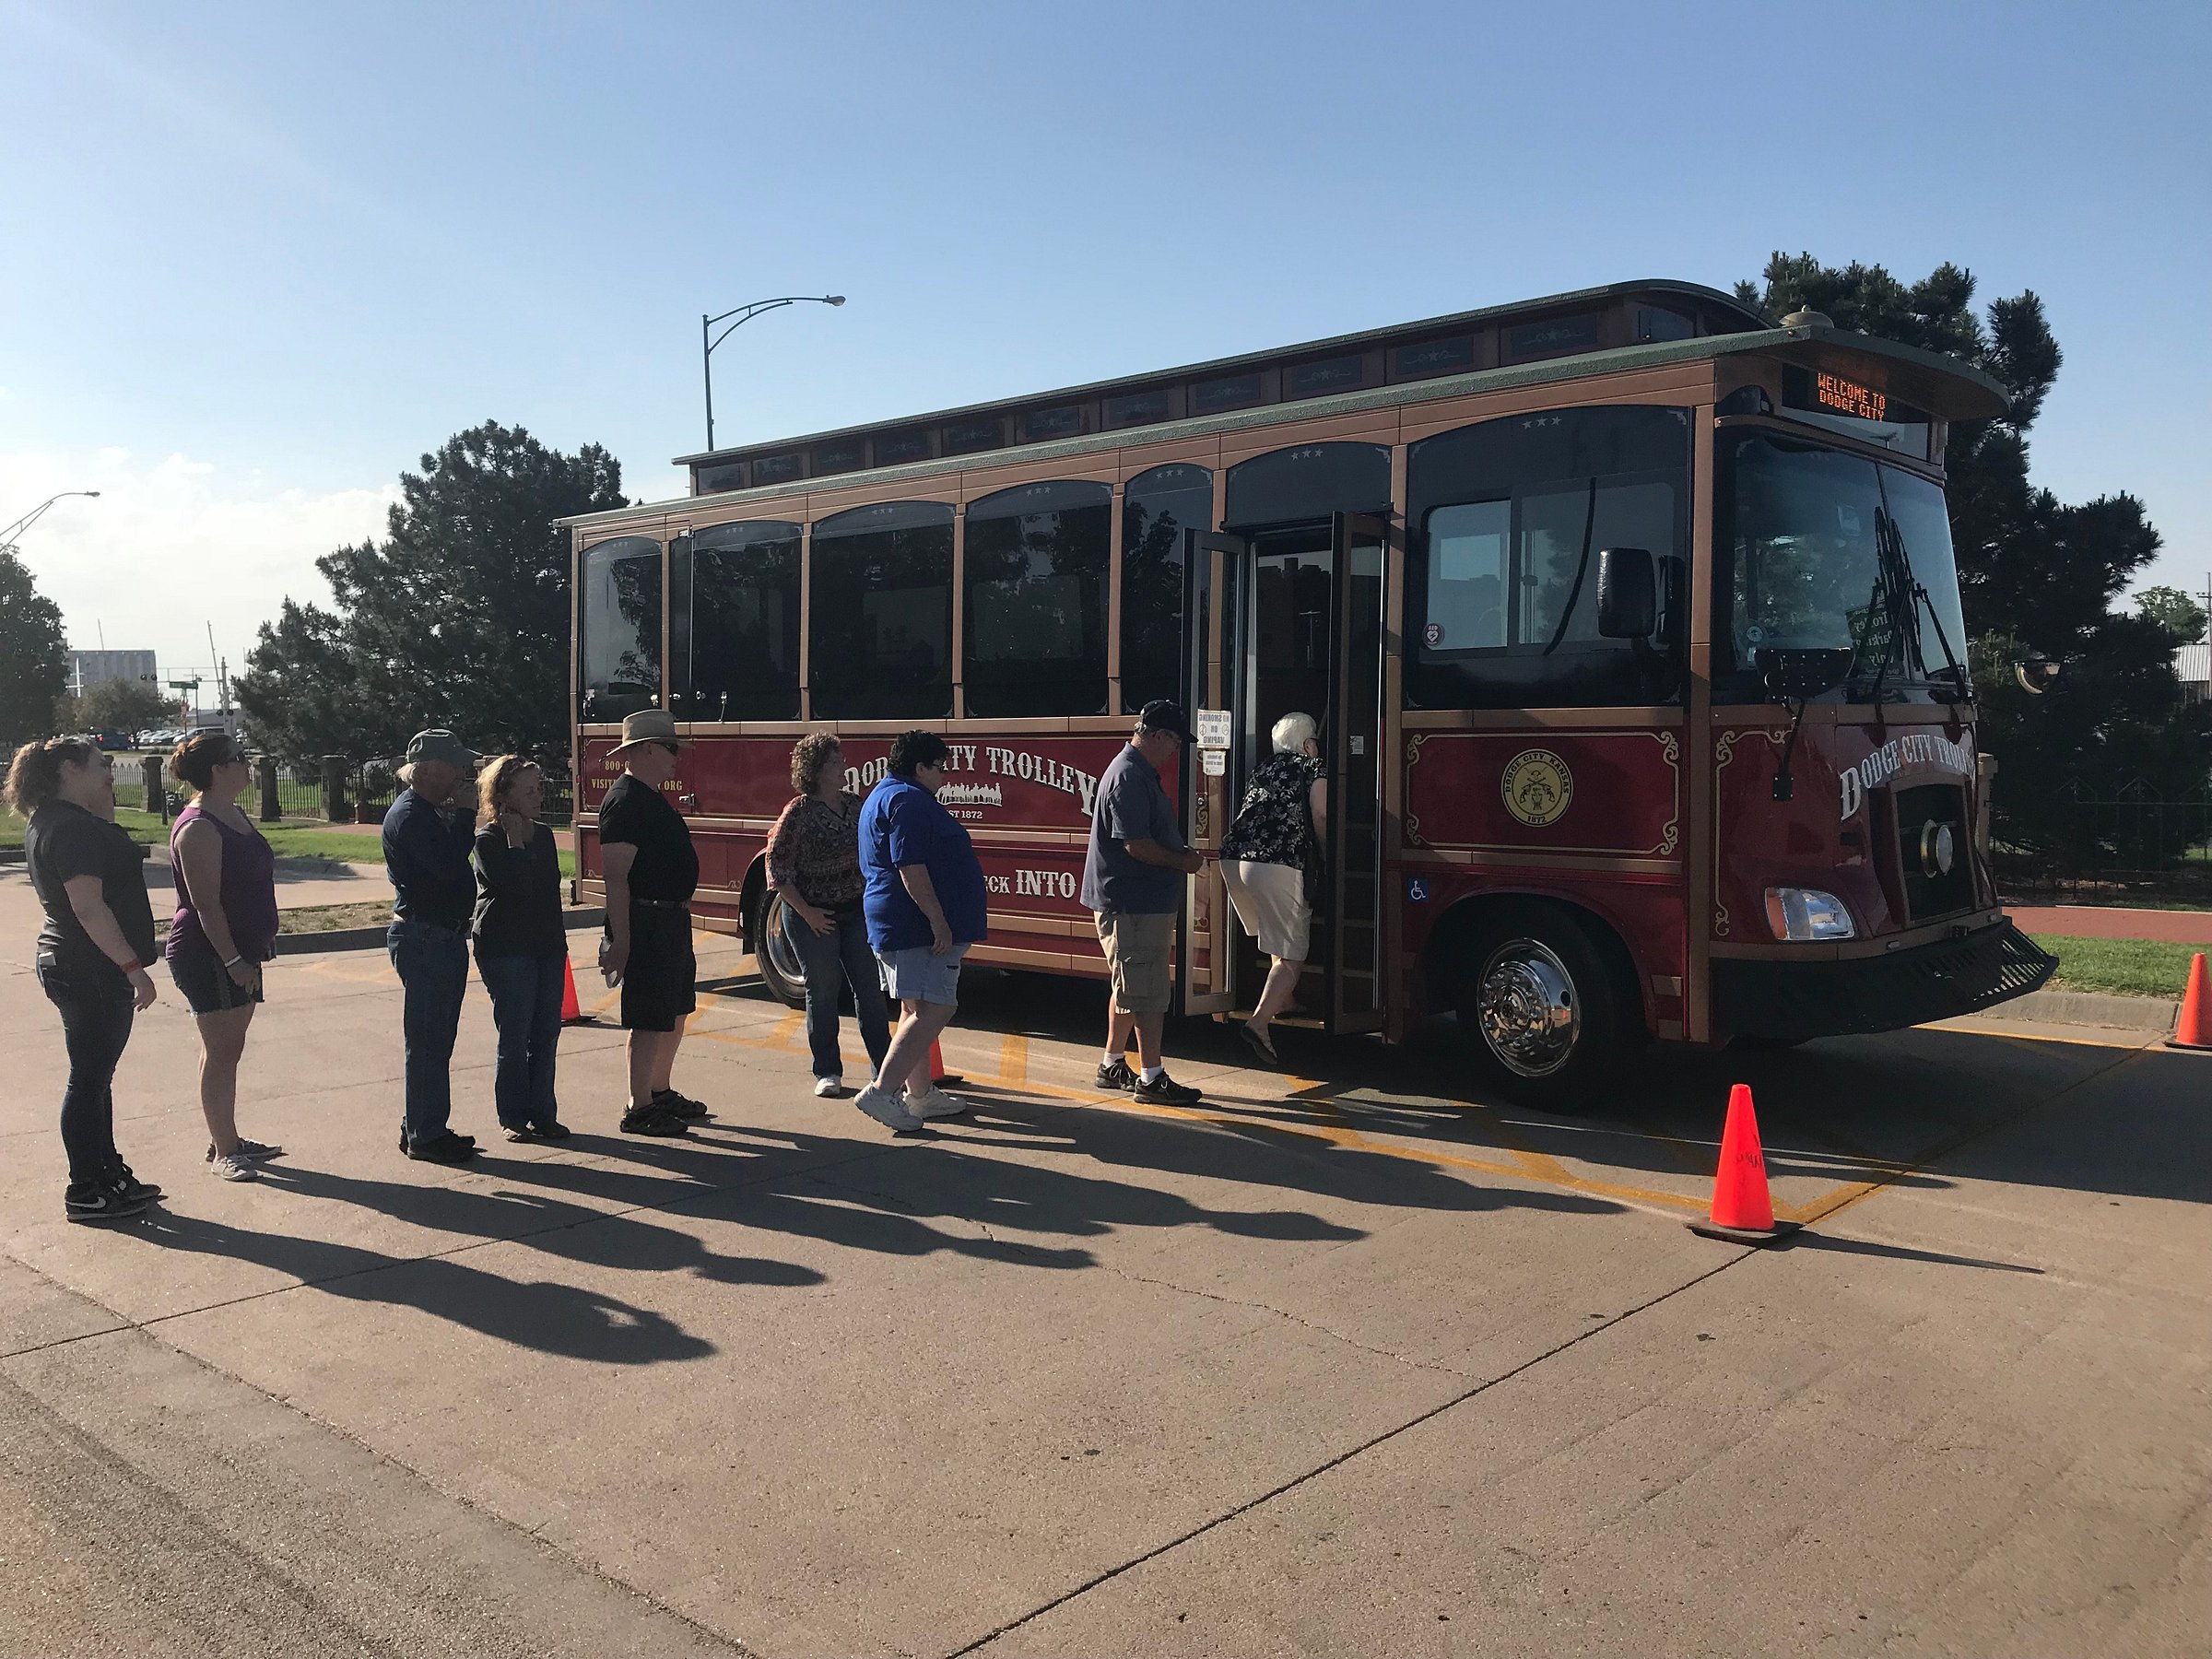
(1218, 711), (1327, 1065)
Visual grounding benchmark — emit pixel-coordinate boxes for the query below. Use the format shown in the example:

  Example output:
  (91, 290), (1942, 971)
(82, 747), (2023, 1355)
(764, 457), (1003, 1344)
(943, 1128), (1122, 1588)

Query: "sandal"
(1239, 1022), (1281, 1066)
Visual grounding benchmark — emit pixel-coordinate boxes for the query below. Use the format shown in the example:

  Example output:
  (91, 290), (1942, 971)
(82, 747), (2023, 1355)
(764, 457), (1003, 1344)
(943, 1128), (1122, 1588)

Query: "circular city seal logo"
(1500, 748), (1573, 828)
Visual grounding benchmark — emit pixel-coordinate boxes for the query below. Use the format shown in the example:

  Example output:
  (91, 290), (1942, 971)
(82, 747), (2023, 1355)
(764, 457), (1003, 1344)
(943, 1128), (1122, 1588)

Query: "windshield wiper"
(1871, 476), (1971, 705)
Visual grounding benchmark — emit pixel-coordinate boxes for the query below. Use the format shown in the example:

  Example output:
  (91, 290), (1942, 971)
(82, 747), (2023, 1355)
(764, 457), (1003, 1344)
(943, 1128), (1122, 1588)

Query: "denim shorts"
(876, 942), (970, 1006)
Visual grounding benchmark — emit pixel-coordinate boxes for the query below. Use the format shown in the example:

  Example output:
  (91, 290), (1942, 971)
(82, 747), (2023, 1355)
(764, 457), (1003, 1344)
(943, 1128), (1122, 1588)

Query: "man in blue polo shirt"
(853, 730), (988, 1134)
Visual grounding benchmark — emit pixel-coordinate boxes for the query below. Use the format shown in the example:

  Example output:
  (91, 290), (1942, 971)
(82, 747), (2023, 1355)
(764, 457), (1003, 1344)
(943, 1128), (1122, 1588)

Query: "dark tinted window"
(1286, 355), (1366, 397)
(1407, 406), (1689, 709)
(944, 418), (1004, 455)
(673, 521), (800, 722)
(1634, 306), (1695, 344)
(875, 429), (931, 465)
(808, 502), (954, 719)
(695, 463), (747, 494)
(1393, 335), (1476, 379)
(1121, 464), (1211, 712)
(1193, 372), (1264, 413)
(1224, 441), (1390, 529)
(1507, 313), (1604, 359)
(811, 441), (864, 476)
(1018, 406), (1085, 442)
(963, 482), (1110, 717)
(753, 453), (801, 484)
(579, 535), (662, 721)
(1103, 389), (1171, 428)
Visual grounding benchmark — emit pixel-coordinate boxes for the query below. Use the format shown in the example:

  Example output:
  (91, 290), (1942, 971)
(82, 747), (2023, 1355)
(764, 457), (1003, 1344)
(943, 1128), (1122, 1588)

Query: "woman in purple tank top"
(166, 732), (283, 1182)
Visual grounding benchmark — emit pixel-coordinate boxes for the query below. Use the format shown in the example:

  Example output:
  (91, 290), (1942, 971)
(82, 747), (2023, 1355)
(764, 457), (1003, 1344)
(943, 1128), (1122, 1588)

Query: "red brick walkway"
(2008, 905), (2212, 944)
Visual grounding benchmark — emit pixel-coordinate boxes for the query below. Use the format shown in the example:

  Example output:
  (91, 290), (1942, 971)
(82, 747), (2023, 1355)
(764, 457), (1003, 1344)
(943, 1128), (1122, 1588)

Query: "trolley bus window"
(964, 481), (1110, 718)
(674, 520), (800, 722)
(1121, 464), (1212, 712)
(578, 535), (663, 721)
(808, 501), (954, 719)
(1407, 406), (1689, 708)
(1718, 434), (1967, 701)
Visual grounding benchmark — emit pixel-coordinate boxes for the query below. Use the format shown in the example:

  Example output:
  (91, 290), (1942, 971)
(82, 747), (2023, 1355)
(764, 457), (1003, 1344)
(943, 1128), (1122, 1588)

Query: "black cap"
(1137, 699), (1194, 741)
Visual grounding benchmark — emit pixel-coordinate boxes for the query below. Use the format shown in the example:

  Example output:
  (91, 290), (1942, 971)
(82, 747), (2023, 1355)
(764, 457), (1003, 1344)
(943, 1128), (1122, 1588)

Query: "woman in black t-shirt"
(6, 738), (163, 1222)
(471, 755), (571, 1142)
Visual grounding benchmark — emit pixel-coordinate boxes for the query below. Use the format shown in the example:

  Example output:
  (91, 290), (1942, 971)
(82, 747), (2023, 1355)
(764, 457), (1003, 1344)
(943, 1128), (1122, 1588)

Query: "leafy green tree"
(72, 677), (176, 736)
(1740, 254), (2204, 861)
(0, 547), (69, 747)
(2134, 584), (2206, 647)
(238, 421), (626, 762)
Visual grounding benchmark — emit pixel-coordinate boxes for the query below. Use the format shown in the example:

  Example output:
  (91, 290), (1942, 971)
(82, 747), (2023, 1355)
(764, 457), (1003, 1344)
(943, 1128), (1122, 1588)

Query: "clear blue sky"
(3, 0), (2206, 677)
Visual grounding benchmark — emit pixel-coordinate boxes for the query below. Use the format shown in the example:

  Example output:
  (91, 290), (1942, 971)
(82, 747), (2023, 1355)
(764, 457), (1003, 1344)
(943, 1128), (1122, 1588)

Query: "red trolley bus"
(563, 278), (2053, 1109)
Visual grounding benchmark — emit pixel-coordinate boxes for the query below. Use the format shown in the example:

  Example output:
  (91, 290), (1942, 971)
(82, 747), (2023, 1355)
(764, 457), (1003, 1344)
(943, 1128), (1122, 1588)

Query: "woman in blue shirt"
(852, 730), (987, 1134)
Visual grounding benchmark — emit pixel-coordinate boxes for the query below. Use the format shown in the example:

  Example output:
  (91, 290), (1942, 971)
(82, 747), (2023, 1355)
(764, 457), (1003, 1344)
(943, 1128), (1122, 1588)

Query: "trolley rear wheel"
(747, 889), (808, 1009)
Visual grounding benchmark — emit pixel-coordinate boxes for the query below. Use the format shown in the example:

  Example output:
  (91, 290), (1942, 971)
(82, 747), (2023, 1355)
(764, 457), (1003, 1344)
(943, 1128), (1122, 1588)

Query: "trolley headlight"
(1764, 887), (1855, 941)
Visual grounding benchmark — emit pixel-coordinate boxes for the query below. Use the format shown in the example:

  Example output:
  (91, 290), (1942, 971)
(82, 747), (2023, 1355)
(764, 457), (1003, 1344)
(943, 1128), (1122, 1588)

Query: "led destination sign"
(1814, 371), (1887, 423)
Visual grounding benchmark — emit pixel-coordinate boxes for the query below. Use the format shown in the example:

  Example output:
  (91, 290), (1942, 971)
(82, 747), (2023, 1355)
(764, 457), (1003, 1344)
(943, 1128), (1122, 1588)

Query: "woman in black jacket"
(471, 756), (571, 1141)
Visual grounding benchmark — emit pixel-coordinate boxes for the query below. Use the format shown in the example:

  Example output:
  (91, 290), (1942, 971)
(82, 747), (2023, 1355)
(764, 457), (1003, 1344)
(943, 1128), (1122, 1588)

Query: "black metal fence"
(1992, 777), (2212, 904)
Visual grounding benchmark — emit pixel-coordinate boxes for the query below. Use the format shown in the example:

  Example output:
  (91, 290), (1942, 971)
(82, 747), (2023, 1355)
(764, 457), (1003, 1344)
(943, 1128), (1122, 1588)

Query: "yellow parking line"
(998, 1032), (1029, 1088)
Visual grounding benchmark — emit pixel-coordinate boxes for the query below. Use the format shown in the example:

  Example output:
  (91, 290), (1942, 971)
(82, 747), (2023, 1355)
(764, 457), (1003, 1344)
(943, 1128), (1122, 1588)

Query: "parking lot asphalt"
(0, 864), (2206, 1657)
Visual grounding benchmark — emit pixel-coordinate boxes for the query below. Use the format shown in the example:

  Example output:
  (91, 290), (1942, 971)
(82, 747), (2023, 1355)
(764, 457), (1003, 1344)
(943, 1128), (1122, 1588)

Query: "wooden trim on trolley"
(1399, 847), (1684, 876)
(1685, 392), (1719, 1043)
(1399, 707), (1688, 730)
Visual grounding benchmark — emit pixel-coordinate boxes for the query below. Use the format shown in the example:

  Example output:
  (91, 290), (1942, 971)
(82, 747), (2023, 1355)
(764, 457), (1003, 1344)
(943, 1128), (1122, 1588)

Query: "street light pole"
(0, 489), (101, 547)
(701, 295), (845, 453)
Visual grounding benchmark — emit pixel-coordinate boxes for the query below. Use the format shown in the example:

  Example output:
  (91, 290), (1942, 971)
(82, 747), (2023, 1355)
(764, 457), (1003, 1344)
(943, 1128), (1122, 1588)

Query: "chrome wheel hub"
(1477, 939), (1581, 1077)
(761, 895), (807, 990)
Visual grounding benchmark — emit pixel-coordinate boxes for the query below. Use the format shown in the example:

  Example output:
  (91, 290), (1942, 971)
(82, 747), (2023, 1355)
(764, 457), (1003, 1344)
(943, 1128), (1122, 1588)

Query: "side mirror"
(1596, 547), (1656, 638)
(2014, 652), (2061, 695)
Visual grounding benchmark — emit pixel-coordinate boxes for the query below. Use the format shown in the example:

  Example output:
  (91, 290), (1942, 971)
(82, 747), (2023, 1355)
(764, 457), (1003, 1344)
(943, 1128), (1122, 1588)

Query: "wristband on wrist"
(119, 958), (142, 974)
(223, 955), (245, 970)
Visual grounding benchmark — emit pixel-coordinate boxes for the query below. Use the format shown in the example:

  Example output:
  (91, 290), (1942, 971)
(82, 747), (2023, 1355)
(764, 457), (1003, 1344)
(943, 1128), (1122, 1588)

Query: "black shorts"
(168, 941), (265, 1015)
(618, 906), (697, 1032)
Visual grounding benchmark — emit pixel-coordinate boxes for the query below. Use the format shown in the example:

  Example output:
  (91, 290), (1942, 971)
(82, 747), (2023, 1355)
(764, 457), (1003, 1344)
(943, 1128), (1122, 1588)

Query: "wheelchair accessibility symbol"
(1406, 877), (1430, 902)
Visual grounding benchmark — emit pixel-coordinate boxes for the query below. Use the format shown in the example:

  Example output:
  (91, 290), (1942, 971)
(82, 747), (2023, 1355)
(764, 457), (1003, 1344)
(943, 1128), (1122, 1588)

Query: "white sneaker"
(814, 1077), (847, 1099)
(903, 1083), (968, 1120)
(853, 1083), (923, 1133)
(207, 1150), (260, 1182)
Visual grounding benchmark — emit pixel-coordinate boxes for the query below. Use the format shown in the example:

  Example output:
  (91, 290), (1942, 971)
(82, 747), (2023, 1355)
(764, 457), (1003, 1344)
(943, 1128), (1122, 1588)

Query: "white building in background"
(2176, 642), (2209, 703)
(67, 649), (159, 695)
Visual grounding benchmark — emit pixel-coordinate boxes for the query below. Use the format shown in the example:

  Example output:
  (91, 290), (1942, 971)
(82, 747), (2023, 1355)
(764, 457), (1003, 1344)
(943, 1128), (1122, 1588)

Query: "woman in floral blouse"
(767, 734), (892, 1096)
(1218, 712), (1328, 1065)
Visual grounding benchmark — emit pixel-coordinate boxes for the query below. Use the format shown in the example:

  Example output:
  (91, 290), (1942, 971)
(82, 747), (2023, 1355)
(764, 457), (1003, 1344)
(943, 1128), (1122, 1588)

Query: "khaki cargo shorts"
(1094, 908), (1175, 1014)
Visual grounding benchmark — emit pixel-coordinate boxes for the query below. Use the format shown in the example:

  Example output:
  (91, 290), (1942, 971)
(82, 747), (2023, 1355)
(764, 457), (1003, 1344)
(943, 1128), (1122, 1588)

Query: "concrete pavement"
(0, 859), (2206, 1655)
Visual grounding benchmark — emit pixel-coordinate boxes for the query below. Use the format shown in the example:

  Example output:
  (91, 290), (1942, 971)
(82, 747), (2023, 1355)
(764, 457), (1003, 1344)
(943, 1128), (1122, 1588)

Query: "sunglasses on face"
(657, 741), (680, 757)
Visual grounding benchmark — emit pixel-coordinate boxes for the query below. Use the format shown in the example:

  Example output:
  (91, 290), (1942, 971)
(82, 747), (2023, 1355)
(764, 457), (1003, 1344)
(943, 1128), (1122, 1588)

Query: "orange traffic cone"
(1688, 1084), (1800, 1245)
(928, 1040), (963, 1088)
(2167, 952), (2211, 1051)
(559, 955), (586, 1025)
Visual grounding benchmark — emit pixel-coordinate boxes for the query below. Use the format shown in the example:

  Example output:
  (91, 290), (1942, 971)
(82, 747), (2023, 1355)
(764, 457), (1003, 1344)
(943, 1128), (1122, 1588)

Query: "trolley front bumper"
(1712, 920), (2057, 1042)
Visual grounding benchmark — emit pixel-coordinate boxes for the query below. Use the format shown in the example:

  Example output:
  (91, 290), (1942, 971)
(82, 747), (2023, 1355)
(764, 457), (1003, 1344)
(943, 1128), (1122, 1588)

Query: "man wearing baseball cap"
(383, 728), (481, 1162)
(1080, 700), (1205, 1105)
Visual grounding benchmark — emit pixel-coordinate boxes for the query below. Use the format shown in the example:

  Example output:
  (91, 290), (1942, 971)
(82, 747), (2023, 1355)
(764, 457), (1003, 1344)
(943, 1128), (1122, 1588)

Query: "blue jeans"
(388, 921), (469, 1145)
(793, 904), (891, 1080)
(36, 960), (134, 1186)
(477, 951), (566, 1128)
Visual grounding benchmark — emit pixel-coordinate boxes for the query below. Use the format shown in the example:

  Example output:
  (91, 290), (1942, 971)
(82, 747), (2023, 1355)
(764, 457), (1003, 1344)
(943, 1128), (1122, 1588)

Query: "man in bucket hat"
(383, 728), (482, 1161)
(595, 710), (706, 1135)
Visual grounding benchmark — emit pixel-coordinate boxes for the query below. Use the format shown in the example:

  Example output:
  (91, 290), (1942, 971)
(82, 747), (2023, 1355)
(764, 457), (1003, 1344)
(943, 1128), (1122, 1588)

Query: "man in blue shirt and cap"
(1083, 700), (1205, 1105)
(383, 728), (480, 1162)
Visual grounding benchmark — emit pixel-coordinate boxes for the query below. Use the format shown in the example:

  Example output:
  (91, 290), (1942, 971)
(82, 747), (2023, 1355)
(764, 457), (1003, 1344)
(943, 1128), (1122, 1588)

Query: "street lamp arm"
(700, 293), (846, 453)
(0, 489), (100, 547)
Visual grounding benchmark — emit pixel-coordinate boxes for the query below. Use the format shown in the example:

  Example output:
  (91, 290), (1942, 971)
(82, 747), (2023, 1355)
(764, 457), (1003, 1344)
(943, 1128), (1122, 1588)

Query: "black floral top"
(1220, 753), (1324, 868)
(767, 793), (866, 909)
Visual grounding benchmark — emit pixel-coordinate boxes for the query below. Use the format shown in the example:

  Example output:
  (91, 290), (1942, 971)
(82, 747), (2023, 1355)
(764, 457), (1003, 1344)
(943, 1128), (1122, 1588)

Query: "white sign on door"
(1201, 747), (1227, 776)
(1195, 708), (1232, 750)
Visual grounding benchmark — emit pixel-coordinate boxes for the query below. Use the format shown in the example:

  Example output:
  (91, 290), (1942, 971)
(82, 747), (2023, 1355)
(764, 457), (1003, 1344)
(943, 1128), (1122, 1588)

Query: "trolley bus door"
(1327, 512), (1389, 1033)
(1180, 530), (1244, 1017)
